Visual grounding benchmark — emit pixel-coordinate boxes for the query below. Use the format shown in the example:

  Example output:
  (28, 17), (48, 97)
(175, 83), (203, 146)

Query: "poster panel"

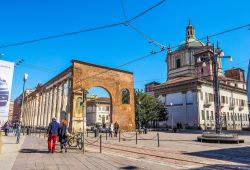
(0, 60), (14, 126)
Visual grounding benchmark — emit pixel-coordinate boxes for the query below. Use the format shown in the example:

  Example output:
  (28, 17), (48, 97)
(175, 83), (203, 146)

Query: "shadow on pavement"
(119, 165), (139, 169)
(186, 146), (250, 165)
(19, 149), (48, 154)
(189, 164), (250, 170)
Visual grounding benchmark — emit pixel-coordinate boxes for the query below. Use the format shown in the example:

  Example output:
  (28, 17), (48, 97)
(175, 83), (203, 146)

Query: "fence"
(26, 127), (162, 154)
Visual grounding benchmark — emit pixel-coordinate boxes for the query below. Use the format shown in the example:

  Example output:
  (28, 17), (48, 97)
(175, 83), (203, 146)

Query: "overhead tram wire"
(13, 23), (250, 78)
(128, 23), (166, 49)
(120, 0), (128, 21)
(73, 23), (250, 86)
(128, 0), (167, 22)
(0, 0), (167, 49)
(0, 22), (124, 49)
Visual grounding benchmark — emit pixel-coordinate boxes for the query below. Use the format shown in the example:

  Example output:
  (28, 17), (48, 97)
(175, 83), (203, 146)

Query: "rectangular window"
(176, 59), (181, 68)
(221, 96), (225, 104)
(211, 111), (214, 120)
(106, 106), (109, 111)
(201, 110), (205, 120)
(227, 112), (230, 121)
(226, 97), (228, 104)
(206, 111), (209, 120)
(209, 93), (214, 102)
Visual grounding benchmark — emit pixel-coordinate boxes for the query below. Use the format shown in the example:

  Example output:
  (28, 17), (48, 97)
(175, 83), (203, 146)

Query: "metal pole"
(136, 131), (138, 145)
(138, 102), (141, 130)
(106, 130), (107, 140)
(171, 112), (173, 130)
(100, 135), (102, 153)
(157, 133), (160, 147)
(212, 44), (221, 134)
(20, 79), (26, 125)
(83, 130), (85, 154)
(119, 130), (120, 142)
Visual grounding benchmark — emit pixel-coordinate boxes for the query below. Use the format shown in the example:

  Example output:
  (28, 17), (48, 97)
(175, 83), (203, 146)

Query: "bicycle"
(68, 132), (83, 150)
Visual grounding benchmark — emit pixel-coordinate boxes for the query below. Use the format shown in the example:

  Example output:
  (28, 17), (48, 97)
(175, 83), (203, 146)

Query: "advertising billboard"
(0, 60), (14, 126)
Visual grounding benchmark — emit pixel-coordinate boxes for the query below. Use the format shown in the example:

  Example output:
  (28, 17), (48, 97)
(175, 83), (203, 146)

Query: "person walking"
(59, 120), (68, 153)
(3, 121), (10, 136)
(47, 117), (60, 153)
(108, 123), (113, 137)
(114, 121), (119, 137)
(16, 121), (21, 144)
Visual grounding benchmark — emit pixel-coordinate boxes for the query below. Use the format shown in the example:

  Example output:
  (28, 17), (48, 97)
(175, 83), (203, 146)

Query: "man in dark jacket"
(47, 117), (60, 153)
(114, 121), (119, 137)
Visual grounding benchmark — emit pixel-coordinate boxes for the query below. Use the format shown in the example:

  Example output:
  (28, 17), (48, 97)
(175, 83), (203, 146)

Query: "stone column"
(52, 86), (57, 118)
(62, 82), (67, 112)
(47, 89), (52, 124)
(43, 91), (49, 126)
(41, 92), (46, 127)
(33, 96), (38, 126)
(30, 99), (33, 126)
(33, 98), (37, 126)
(26, 100), (30, 126)
(40, 92), (44, 126)
(38, 93), (43, 126)
(56, 84), (63, 122)
(24, 102), (27, 125)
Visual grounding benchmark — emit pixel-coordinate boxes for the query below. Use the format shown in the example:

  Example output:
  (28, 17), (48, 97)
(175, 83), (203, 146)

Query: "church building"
(146, 22), (249, 130)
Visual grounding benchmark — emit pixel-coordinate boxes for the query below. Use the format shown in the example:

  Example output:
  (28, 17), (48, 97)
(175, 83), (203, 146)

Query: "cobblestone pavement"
(6, 130), (250, 170)
(0, 133), (26, 170)
(12, 135), (176, 170)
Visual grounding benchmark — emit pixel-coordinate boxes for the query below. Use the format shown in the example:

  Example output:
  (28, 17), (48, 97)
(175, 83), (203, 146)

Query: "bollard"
(157, 133), (160, 147)
(118, 131), (121, 142)
(100, 135), (102, 153)
(136, 131), (138, 145)
(106, 131), (107, 140)
(83, 131), (85, 154)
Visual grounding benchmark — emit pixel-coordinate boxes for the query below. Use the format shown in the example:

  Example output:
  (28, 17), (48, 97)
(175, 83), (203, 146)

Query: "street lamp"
(170, 102), (173, 130)
(20, 73), (28, 125)
(197, 44), (232, 134)
(138, 101), (141, 130)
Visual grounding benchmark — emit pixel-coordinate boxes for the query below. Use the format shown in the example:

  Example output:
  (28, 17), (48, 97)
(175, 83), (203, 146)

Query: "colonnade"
(22, 80), (70, 127)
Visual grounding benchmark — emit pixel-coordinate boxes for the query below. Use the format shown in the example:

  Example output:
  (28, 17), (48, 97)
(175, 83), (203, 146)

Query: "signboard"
(0, 60), (14, 126)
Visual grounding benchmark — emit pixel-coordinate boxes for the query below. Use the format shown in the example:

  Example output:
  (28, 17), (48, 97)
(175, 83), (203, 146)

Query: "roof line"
(72, 60), (133, 75)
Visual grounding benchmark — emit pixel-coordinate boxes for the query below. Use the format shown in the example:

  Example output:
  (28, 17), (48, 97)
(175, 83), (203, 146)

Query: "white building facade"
(147, 22), (249, 130)
(86, 97), (111, 126)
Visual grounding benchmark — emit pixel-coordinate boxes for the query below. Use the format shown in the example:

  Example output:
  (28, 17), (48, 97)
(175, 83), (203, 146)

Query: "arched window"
(122, 89), (130, 104)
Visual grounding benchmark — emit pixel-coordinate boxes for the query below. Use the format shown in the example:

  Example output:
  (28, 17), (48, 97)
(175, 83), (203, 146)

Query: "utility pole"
(81, 88), (88, 153)
(138, 101), (141, 130)
(20, 73), (28, 126)
(197, 43), (232, 134)
(212, 44), (221, 134)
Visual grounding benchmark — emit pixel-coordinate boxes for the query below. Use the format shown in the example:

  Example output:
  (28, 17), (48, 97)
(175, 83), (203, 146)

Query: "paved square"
(1, 130), (250, 169)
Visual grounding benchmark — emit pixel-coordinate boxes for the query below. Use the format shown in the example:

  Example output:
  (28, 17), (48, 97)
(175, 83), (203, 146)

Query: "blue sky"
(0, 0), (249, 99)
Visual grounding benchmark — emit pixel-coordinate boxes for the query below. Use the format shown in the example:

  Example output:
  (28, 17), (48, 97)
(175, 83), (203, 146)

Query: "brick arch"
(86, 86), (113, 123)
(71, 60), (135, 131)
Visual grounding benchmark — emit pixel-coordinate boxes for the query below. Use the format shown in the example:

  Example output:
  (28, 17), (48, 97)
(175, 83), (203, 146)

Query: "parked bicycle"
(68, 132), (83, 150)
